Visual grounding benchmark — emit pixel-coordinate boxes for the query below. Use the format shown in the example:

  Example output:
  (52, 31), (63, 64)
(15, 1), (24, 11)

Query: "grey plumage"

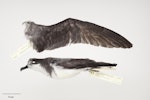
(20, 57), (117, 78)
(23, 18), (132, 52)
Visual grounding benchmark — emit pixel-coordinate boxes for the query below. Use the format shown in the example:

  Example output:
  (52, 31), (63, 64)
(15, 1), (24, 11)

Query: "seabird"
(23, 18), (132, 52)
(20, 57), (117, 79)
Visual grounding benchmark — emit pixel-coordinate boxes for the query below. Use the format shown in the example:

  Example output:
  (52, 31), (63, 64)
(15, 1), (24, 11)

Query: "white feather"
(29, 64), (50, 76)
(50, 63), (82, 79)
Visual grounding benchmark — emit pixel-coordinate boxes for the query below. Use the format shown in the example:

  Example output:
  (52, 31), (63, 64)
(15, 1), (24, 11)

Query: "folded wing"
(56, 58), (117, 69)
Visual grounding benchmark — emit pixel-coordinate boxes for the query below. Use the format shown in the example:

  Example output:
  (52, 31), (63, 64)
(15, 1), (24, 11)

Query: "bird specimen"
(23, 18), (132, 52)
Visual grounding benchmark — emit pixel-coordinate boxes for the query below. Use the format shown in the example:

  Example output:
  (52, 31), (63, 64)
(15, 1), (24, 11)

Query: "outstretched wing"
(69, 18), (132, 48)
(49, 18), (132, 50)
(24, 18), (132, 52)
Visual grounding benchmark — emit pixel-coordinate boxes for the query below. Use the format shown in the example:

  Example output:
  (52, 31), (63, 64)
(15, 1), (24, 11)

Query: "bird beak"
(20, 65), (28, 71)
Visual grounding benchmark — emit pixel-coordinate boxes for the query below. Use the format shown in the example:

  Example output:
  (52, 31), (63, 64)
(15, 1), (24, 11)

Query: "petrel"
(20, 57), (117, 79)
(23, 18), (132, 52)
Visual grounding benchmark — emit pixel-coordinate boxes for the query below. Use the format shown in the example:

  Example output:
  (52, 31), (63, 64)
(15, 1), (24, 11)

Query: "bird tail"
(92, 62), (117, 70)
(97, 62), (117, 67)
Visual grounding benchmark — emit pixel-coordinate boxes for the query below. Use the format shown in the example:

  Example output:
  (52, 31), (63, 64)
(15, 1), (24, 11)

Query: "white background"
(0, 0), (150, 100)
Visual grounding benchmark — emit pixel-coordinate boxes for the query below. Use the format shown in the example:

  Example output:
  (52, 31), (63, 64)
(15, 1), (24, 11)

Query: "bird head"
(20, 58), (41, 71)
(20, 58), (50, 76)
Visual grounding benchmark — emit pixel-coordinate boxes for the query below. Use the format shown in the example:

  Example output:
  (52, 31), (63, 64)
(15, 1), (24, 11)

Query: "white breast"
(50, 64), (82, 79)
(29, 64), (50, 76)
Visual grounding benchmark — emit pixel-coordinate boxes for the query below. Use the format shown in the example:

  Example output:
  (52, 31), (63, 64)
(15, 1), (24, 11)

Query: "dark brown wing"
(68, 18), (132, 48)
(25, 18), (132, 52)
(56, 58), (117, 69)
(49, 18), (132, 50)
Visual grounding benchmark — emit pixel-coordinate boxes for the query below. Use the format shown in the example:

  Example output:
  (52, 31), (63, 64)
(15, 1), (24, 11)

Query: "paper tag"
(90, 71), (123, 85)
(11, 42), (31, 59)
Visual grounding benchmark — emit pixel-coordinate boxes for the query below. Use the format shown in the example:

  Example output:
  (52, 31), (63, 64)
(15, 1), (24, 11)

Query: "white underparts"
(29, 64), (50, 76)
(50, 64), (82, 79)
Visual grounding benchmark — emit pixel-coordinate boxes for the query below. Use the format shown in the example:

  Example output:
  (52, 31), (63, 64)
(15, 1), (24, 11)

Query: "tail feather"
(97, 62), (117, 67)
(92, 62), (117, 69)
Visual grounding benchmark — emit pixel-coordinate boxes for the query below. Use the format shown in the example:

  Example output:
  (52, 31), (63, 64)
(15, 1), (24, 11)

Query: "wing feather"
(56, 58), (117, 69)
(69, 19), (132, 48)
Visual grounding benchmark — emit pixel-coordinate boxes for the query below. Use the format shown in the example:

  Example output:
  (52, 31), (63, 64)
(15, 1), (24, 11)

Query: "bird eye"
(32, 61), (37, 64)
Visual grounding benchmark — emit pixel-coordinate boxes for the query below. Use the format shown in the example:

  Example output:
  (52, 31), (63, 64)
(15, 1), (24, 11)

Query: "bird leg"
(89, 69), (99, 74)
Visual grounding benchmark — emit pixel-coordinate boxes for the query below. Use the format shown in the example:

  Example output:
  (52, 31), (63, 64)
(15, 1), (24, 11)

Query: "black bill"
(20, 66), (28, 71)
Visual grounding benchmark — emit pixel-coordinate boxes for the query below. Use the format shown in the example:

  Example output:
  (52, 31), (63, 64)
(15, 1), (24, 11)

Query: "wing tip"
(123, 41), (133, 49)
(112, 40), (133, 49)
(100, 42), (133, 49)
